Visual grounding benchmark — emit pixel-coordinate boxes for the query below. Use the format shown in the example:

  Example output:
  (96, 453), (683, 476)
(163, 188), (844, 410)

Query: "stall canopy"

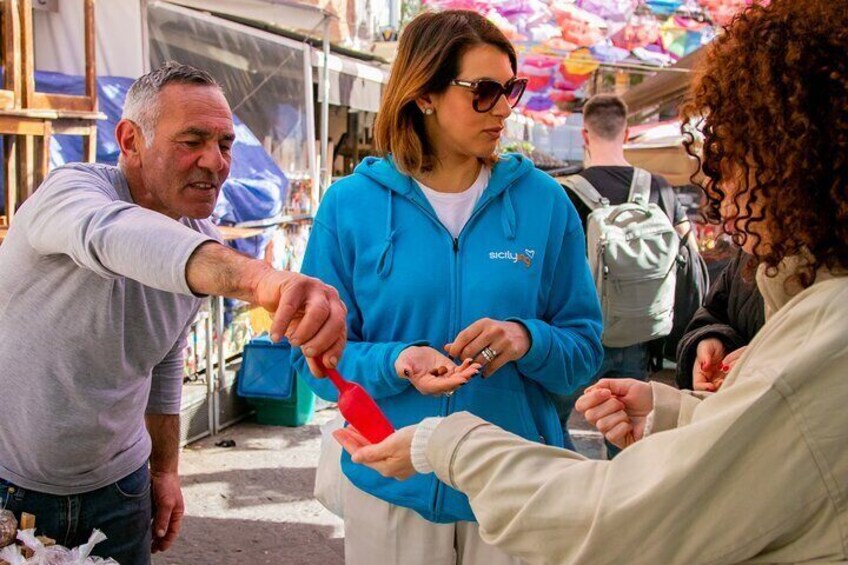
(147, 1), (312, 176)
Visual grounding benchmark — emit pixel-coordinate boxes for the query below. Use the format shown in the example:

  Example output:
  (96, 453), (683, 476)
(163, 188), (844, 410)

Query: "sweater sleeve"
(291, 210), (417, 401)
(426, 376), (828, 565)
(24, 167), (213, 296)
(509, 226), (604, 396)
(146, 306), (200, 415)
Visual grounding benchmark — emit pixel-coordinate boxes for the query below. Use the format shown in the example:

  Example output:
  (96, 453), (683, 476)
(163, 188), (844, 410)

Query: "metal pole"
(320, 16), (331, 199)
(303, 47), (319, 210)
(214, 295), (225, 435)
(205, 302), (215, 438)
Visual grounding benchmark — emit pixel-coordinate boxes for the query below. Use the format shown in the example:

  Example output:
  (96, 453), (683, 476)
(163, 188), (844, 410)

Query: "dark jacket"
(675, 250), (766, 389)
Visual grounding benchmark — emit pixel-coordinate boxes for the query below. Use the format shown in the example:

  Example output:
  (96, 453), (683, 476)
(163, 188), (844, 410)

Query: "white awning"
(166, 0), (331, 34)
(312, 50), (387, 113)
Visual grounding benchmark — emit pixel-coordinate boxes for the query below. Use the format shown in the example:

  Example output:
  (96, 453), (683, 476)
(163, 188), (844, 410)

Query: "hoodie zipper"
(405, 181), (520, 518)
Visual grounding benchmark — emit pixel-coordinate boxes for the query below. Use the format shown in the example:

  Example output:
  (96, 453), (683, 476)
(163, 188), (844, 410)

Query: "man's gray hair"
(121, 61), (220, 146)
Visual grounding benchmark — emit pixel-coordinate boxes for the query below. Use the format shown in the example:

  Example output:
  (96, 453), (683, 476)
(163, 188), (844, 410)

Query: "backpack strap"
(657, 181), (678, 224)
(562, 174), (607, 211)
(628, 167), (652, 204)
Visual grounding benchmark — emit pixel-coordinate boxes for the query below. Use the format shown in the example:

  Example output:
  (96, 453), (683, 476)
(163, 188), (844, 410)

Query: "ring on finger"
(481, 347), (498, 363)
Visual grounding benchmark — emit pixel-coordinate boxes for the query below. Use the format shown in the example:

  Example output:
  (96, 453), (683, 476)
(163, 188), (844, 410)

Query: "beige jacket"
(426, 264), (848, 564)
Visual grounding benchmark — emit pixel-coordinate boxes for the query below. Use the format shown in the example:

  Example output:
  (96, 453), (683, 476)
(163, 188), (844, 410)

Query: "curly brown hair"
(681, 0), (848, 287)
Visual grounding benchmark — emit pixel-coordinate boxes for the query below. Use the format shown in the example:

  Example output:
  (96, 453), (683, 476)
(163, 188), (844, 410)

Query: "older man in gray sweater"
(0, 63), (346, 564)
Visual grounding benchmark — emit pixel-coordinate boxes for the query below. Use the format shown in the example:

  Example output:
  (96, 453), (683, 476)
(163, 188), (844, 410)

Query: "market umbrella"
(541, 36), (580, 54)
(561, 47), (600, 75)
(524, 93), (555, 112)
(590, 41), (631, 63)
(421, 0), (493, 10)
(558, 50), (596, 90)
(520, 54), (559, 92)
(700, 0), (759, 26)
(577, 0), (638, 22)
(610, 15), (661, 51)
(645, 0), (684, 16)
(495, 0), (552, 32)
(486, 9), (522, 40)
(551, 2), (608, 47)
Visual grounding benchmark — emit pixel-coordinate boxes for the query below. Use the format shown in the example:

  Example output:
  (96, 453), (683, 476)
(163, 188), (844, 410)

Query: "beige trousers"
(343, 480), (523, 565)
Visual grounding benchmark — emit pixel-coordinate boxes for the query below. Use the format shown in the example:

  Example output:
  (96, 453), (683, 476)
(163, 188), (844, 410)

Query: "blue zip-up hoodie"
(293, 154), (603, 523)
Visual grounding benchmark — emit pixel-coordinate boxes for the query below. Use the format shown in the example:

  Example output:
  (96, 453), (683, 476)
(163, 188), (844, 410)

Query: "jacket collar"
(756, 254), (844, 320)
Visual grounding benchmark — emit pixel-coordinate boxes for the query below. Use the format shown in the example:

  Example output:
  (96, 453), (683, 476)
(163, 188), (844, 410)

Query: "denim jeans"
(556, 343), (650, 457)
(0, 464), (152, 564)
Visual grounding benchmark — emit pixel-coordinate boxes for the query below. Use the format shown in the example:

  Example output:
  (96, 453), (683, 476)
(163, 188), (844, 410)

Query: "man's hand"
(254, 270), (347, 375)
(575, 379), (653, 449)
(145, 414), (183, 553)
(445, 319), (530, 378)
(150, 470), (183, 553)
(185, 242), (347, 375)
(693, 338), (726, 392)
(334, 426), (418, 480)
(395, 347), (479, 395)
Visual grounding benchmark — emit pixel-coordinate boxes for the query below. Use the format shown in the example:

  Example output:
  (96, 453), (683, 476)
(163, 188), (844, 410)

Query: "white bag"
(313, 414), (345, 519)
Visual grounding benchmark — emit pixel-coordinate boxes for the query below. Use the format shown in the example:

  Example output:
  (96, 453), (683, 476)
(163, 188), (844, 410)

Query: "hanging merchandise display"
(422, 0), (759, 116)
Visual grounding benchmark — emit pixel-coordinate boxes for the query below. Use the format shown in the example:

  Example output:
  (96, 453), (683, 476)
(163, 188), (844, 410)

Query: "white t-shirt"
(415, 166), (490, 239)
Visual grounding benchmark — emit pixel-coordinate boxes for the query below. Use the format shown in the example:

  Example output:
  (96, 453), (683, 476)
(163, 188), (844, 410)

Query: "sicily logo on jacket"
(489, 248), (535, 268)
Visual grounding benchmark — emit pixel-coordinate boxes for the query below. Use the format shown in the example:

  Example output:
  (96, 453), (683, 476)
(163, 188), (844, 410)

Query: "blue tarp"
(2, 71), (288, 258)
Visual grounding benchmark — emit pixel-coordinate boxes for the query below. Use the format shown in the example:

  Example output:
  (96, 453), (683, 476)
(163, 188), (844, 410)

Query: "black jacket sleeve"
(675, 250), (763, 389)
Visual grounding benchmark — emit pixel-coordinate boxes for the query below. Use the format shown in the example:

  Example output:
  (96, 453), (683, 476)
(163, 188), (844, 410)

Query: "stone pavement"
(153, 409), (344, 565)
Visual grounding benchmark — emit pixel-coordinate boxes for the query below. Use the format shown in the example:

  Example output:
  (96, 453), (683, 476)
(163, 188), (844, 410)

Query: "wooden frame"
(0, 0), (100, 228)
(20, 0), (97, 112)
(1, 0), (22, 110)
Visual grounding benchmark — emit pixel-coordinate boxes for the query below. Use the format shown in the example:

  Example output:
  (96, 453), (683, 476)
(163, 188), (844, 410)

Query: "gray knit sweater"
(0, 163), (217, 495)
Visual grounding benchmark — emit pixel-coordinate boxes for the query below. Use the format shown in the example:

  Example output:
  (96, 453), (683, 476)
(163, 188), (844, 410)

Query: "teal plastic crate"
(236, 335), (315, 427)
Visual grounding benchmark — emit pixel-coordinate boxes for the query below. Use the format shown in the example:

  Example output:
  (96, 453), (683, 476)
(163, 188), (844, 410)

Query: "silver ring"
(481, 347), (498, 363)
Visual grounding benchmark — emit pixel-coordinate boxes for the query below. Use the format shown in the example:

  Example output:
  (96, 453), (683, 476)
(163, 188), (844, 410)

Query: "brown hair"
(583, 94), (628, 140)
(373, 10), (517, 174)
(681, 0), (848, 287)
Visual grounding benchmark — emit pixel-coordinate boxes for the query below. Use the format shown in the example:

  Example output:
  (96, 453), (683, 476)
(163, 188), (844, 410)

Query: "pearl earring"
(423, 107), (433, 115)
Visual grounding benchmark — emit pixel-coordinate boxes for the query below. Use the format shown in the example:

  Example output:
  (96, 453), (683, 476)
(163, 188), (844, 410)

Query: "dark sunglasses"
(449, 77), (528, 113)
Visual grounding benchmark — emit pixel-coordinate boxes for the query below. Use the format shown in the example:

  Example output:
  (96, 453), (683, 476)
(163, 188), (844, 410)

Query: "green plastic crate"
(249, 375), (315, 427)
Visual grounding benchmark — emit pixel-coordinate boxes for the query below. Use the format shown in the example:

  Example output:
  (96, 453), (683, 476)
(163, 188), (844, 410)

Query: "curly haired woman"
(334, 1), (848, 562)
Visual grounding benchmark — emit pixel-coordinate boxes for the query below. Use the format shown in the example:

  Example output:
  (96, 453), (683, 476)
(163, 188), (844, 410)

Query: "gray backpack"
(564, 169), (678, 347)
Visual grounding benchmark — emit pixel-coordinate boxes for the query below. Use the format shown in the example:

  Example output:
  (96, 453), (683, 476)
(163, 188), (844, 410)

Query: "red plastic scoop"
(313, 357), (395, 443)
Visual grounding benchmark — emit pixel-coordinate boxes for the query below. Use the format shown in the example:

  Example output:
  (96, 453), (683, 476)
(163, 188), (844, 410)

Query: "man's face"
(137, 84), (235, 219)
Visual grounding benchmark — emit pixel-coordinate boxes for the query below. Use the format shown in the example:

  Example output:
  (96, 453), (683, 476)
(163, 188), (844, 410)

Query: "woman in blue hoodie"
(293, 9), (603, 564)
